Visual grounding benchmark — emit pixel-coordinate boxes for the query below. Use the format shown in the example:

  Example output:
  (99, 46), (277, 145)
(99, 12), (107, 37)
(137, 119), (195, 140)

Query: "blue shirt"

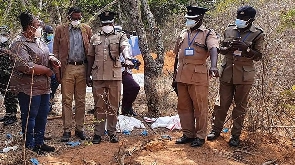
(129, 36), (141, 56)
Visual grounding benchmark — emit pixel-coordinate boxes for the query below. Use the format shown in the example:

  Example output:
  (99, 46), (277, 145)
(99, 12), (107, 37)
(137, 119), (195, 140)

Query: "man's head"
(0, 25), (10, 45)
(235, 6), (256, 29)
(99, 11), (117, 34)
(68, 7), (82, 27)
(43, 25), (54, 42)
(185, 6), (208, 30)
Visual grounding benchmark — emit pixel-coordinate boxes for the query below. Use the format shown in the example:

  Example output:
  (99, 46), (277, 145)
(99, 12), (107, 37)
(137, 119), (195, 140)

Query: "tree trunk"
(120, 0), (165, 117)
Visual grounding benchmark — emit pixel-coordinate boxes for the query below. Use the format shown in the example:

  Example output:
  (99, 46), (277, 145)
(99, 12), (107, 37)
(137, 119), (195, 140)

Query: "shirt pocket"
(194, 39), (207, 54)
(93, 41), (102, 53)
(242, 65), (255, 82)
(191, 65), (208, 84)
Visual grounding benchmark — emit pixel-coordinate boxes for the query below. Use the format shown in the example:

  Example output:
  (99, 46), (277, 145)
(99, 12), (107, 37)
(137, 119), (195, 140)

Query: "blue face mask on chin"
(235, 19), (249, 28)
(46, 34), (54, 41)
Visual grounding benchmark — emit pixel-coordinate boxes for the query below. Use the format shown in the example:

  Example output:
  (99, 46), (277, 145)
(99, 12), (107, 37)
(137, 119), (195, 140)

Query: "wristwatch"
(246, 47), (251, 52)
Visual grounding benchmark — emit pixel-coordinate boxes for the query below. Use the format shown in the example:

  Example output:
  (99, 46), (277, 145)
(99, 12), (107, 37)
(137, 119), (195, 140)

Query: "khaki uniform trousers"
(212, 81), (252, 137)
(61, 64), (86, 132)
(93, 80), (121, 136)
(177, 82), (209, 139)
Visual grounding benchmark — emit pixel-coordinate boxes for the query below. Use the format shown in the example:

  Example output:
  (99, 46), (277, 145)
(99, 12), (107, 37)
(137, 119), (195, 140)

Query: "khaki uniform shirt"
(220, 25), (264, 84)
(88, 30), (129, 80)
(175, 26), (219, 86)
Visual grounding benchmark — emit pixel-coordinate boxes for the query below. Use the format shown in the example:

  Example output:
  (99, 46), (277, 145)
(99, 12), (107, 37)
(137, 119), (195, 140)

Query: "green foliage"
(279, 8), (295, 30)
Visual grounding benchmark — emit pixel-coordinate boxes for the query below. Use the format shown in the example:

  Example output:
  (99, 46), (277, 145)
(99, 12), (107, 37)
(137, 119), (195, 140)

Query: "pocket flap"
(243, 65), (255, 72)
(194, 65), (207, 74)
(93, 41), (102, 45)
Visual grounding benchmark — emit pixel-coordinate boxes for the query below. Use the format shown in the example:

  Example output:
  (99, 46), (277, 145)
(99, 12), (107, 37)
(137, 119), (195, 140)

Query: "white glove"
(49, 54), (61, 67)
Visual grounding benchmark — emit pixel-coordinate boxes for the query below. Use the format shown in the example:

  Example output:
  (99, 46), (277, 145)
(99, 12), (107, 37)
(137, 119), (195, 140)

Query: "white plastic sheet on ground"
(148, 115), (182, 130)
(116, 115), (145, 132)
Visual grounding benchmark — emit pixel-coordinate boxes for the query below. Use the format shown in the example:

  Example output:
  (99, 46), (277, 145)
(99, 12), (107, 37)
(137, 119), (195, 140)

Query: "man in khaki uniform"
(53, 7), (92, 142)
(87, 11), (133, 144)
(207, 6), (264, 147)
(173, 6), (219, 147)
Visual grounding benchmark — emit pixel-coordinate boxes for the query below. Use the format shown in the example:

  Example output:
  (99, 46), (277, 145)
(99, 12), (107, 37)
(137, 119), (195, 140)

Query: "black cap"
(185, 6), (208, 18)
(44, 25), (53, 33)
(99, 11), (117, 24)
(237, 6), (256, 18)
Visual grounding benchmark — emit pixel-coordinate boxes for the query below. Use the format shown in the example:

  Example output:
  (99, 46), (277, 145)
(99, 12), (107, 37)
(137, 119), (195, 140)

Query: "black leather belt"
(68, 61), (84, 65)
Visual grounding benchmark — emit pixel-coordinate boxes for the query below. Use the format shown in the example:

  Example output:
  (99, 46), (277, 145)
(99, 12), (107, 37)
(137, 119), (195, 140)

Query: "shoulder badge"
(255, 27), (264, 33)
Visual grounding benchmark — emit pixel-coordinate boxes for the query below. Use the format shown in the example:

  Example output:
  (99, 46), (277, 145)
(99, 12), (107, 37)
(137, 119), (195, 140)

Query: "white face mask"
(235, 19), (248, 28)
(0, 35), (8, 43)
(71, 20), (81, 27)
(32, 26), (43, 38)
(185, 19), (200, 29)
(102, 25), (114, 34)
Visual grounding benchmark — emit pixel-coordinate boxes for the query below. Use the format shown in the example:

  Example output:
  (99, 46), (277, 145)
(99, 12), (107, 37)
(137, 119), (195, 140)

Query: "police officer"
(207, 6), (264, 147)
(0, 25), (18, 126)
(87, 11), (133, 144)
(173, 6), (219, 147)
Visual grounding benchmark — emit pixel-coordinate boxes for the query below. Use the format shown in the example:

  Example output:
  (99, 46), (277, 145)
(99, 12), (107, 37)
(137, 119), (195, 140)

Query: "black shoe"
(61, 132), (71, 142)
(34, 144), (55, 152)
(92, 135), (102, 144)
(44, 135), (52, 140)
(75, 131), (86, 140)
(229, 136), (240, 147)
(110, 134), (119, 143)
(207, 130), (220, 141)
(3, 116), (17, 126)
(0, 116), (9, 122)
(190, 137), (205, 147)
(175, 135), (194, 144)
(87, 109), (95, 114)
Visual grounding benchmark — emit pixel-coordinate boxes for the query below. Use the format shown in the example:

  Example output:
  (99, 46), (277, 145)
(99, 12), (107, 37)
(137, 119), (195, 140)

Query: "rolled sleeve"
(206, 30), (220, 50)
(11, 42), (35, 74)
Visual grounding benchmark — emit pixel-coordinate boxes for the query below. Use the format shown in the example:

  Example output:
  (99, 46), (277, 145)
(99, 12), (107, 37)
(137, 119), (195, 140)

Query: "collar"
(19, 33), (36, 43)
(233, 24), (257, 33)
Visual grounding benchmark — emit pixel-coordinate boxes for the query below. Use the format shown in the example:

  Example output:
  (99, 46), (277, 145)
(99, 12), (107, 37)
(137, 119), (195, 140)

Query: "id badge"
(185, 48), (194, 56)
(233, 50), (242, 56)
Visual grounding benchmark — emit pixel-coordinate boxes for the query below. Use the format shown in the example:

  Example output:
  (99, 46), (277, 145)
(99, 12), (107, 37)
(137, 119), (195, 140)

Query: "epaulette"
(255, 27), (263, 33)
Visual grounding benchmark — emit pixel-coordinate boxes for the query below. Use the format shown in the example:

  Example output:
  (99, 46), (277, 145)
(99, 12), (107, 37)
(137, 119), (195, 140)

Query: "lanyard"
(237, 31), (251, 42)
(188, 31), (199, 48)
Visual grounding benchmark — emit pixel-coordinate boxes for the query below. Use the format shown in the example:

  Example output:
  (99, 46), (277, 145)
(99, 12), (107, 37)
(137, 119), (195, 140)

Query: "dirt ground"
(0, 88), (295, 165)
(0, 52), (295, 165)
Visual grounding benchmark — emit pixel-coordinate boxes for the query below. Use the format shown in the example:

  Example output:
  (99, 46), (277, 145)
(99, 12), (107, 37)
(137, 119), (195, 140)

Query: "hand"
(86, 76), (93, 87)
(209, 67), (219, 77)
(125, 59), (134, 66)
(49, 55), (61, 68)
(231, 40), (248, 52)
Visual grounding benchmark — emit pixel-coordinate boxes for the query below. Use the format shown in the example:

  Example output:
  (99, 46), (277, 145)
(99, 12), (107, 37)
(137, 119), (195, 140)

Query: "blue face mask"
(235, 19), (248, 28)
(186, 19), (197, 28)
(46, 34), (54, 41)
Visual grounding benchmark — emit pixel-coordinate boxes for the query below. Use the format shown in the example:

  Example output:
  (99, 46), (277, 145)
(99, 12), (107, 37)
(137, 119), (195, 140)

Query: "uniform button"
(232, 64), (235, 66)
(104, 49), (106, 51)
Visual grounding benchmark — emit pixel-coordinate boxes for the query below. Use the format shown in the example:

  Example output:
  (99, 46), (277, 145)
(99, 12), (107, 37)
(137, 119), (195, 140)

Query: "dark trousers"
(18, 92), (50, 148)
(0, 74), (18, 116)
(122, 72), (140, 112)
(212, 81), (252, 137)
(50, 74), (60, 100)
